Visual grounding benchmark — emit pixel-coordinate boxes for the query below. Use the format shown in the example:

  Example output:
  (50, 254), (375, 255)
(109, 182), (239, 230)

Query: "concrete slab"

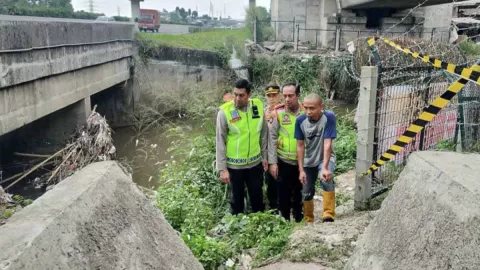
(345, 151), (480, 270)
(0, 161), (203, 270)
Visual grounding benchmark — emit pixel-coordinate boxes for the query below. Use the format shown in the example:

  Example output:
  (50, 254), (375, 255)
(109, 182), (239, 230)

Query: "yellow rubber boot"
(303, 200), (314, 223)
(322, 191), (336, 222)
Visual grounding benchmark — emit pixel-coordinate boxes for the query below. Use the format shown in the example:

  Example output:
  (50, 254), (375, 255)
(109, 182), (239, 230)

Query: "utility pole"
(249, 0), (255, 9)
(87, 0), (94, 13)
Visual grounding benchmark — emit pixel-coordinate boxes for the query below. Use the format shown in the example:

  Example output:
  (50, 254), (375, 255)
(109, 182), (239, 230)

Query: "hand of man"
(262, 160), (269, 172)
(220, 169), (230, 184)
(299, 171), (307, 185)
(269, 164), (278, 179)
(321, 169), (333, 183)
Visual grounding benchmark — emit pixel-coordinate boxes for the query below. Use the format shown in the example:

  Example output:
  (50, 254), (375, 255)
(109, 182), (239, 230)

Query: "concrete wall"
(271, 0), (307, 41)
(341, 0), (458, 9)
(271, 0), (454, 46)
(0, 161), (203, 270)
(156, 24), (200, 35)
(136, 47), (226, 110)
(0, 15), (135, 137)
(422, 3), (453, 42)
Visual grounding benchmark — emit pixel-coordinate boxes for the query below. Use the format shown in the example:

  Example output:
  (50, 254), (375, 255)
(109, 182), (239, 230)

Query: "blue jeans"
(302, 159), (335, 201)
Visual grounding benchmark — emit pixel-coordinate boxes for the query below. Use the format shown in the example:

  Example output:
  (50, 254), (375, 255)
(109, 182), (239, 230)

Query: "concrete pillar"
(90, 81), (135, 128)
(130, 0), (141, 21)
(422, 3), (453, 43)
(355, 66), (378, 211)
(75, 97), (92, 129)
(319, 0), (338, 47)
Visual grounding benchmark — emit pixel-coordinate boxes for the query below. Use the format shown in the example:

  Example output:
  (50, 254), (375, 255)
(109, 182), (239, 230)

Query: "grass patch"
(136, 28), (249, 51)
(154, 124), (294, 269)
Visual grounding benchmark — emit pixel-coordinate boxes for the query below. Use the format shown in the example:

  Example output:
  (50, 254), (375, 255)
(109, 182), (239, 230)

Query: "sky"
(71, 0), (270, 20)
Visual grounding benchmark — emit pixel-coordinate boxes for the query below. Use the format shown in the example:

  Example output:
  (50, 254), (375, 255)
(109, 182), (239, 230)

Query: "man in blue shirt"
(295, 93), (337, 223)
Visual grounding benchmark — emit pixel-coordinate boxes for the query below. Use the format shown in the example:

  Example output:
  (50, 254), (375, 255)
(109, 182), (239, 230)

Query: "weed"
(435, 140), (456, 151)
(252, 54), (358, 102)
(1, 209), (14, 219)
(336, 192), (353, 207)
(136, 29), (249, 52)
(12, 195), (33, 207)
(335, 114), (357, 174)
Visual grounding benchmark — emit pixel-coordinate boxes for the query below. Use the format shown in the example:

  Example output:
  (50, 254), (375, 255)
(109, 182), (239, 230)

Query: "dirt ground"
(253, 170), (377, 270)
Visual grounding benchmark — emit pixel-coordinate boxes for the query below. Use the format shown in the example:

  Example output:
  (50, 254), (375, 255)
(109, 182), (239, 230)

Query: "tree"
(246, 6), (273, 42)
(188, 8), (191, 17)
(192, 10), (198, 18)
(169, 11), (181, 23)
(179, 7), (187, 21)
(175, 6), (179, 12)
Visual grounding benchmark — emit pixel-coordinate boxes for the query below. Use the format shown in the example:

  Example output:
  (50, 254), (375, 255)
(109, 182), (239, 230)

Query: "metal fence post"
(335, 25), (341, 52)
(294, 24), (299, 51)
(254, 16), (257, 43)
(274, 21), (277, 41)
(292, 17), (296, 42)
(355, 66), (378, 211)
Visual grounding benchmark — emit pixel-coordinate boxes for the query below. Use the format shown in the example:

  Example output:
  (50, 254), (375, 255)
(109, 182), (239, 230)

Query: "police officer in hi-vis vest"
(264, 85), (282, 212)
(216, 79), (269, 215)
(268, 83), (304, 222)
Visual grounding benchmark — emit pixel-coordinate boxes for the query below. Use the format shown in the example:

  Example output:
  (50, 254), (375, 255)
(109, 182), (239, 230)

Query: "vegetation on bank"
(0, 0), (108, 20)
(136, 29), (249, 52)
(133, 25), (359, 268)
(150, 107), (356, 269)
(252, 54), (359, 102)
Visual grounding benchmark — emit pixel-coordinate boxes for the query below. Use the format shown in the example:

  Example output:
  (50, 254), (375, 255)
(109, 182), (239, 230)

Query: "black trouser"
(265, 171), (278, 211)
(277, 159), (303, 222)
(228, 163), (265, 215)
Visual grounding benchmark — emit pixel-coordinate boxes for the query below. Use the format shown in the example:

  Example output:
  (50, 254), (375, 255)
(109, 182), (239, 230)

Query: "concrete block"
(0, 161), (203, 270)
(346, 151), (480, 270)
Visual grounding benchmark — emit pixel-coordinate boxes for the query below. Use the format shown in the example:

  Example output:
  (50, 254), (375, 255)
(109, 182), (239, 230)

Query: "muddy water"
(113, 103), (356, 189)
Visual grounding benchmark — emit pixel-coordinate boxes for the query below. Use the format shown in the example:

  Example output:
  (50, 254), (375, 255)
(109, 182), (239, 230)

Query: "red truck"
(137, 9), (160, 32)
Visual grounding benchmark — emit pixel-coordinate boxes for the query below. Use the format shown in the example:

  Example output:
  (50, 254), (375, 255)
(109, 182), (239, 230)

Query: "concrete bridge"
(0, 15), (135, 138)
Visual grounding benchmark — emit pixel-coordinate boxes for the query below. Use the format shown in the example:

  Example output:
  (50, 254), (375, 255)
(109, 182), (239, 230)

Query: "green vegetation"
(434, 140), (456, 151)
(155, 123), (295, 269)
(136, 28), (249, 52)
(334, 114), (357, 174)
(245, 6), (273, 42)
(0, 209), (14, 219)
(458, 39), (480, 61)
(0, 0), (105, 19)
(12, 195), (33, 207)
(252, 54), (359, 102)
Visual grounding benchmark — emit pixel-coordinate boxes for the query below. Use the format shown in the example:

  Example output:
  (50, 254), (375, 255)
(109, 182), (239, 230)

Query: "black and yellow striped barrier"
(368, 37), (480, 87)
(362, 37), (480, 176)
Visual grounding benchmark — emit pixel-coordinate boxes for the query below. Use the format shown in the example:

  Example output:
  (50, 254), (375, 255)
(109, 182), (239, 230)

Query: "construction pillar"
(130, 0), (142, 21)
(354, 66), (378, 211)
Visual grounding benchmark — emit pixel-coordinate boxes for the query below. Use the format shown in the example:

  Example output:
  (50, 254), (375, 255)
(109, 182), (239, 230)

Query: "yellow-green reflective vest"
(277, 105), (304, 161)
(220, 98), (264, 166)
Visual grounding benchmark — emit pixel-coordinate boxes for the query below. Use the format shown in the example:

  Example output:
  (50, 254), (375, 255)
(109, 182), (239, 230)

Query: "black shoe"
(322, 217), (334, 223)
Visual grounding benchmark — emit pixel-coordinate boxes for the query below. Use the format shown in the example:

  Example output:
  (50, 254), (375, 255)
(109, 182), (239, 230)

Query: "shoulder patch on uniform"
(230, 109), (241, 123)
(281, 114), (292, 124)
